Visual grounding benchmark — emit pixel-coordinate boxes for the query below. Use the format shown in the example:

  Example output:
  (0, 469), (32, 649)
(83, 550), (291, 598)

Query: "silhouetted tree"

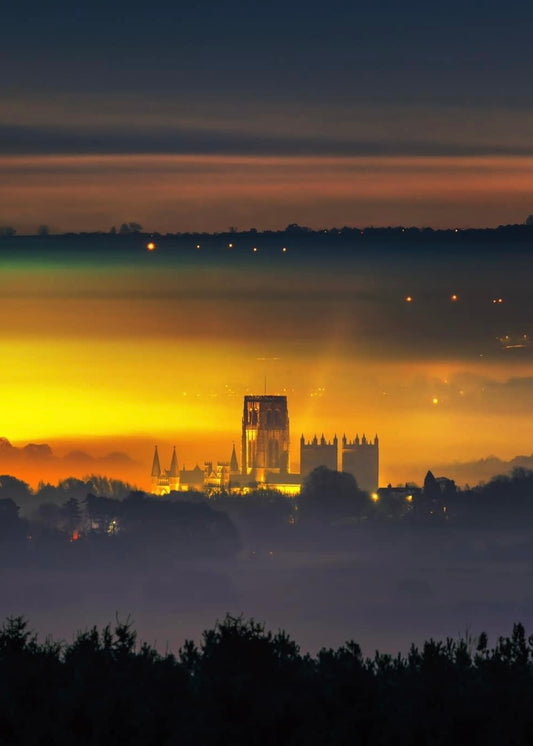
(0, 499), (27, 544)
(298, 466), (370, 523)
(118, 222), (143, 234)
(0, 475), (32, 508)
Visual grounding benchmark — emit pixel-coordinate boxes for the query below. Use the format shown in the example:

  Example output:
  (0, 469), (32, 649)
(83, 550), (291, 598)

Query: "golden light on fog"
(1, 249), (532, 489)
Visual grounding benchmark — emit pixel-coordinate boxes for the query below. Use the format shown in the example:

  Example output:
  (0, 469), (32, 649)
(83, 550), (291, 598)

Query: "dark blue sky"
(5, 0), (533, 110)
(3, 0), (533, 231)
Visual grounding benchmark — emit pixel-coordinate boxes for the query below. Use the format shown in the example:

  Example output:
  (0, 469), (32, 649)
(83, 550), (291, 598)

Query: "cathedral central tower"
(242, 395), (289, 481)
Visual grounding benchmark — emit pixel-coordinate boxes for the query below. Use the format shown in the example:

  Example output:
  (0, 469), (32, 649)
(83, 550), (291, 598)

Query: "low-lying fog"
(3, 525), (532, 656)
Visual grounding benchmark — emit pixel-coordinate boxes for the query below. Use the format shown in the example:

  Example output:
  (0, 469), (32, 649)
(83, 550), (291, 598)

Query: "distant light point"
(282, 247), (287, 252)
(405, 296), (413, 303)
(253, 247), (258, 253)
(432, 397), (439, 405)
(492, 297), (503, 304)
(146, 242), (156, 251)
(196, 244), (201, 249)
(228, 243), (233, 248)
(450, 294), (458, 302)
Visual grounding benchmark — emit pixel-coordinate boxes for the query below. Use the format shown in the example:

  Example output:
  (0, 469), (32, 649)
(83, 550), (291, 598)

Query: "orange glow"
(450, 294), (458, 301)
(3, 154), (533, 232)
(405, 296), (413, 303)
(0, 244), (531, 492)
(146, 242), (156, 251)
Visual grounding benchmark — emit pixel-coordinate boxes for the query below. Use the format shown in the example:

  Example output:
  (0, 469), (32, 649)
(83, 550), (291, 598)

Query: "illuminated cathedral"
(151, 394), (379, 495)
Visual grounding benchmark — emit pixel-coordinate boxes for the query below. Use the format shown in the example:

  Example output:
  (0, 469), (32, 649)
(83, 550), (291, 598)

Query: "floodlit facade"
(150, 395), (380, 495)
(241, 395), (290, 481)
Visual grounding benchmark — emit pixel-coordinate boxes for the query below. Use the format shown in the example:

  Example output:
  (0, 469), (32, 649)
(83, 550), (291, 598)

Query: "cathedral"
(300, 433), (379, 492)
(151, 394), (379, 495)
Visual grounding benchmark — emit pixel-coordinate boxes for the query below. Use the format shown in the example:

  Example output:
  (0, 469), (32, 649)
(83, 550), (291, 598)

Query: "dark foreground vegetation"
(0, 614), (532, 745)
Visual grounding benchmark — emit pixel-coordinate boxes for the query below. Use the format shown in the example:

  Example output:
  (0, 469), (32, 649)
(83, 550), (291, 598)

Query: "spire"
(230, 442), (239, 473)
(151, 446), (161, 478)
(169, 446), (178, 477)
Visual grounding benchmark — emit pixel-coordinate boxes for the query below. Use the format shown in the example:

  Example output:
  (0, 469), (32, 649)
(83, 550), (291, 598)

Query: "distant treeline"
(0, 613), (532, 744)
(4, 221), (533, 246)
(1, 467), (533, 565)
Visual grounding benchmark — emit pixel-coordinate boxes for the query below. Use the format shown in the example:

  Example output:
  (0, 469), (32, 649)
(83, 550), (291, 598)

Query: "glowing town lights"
(492, 298), (503, 304)
(196, 244), (201, 249)
(371, 492), (379, 502)
(432, 397), (439, 405)
(405, 296), (413, 303)
(146, 242), (156, 251)
(406, 494), (413, 502)
(450, 294), (458, 302)
(253, 247), (258, 252)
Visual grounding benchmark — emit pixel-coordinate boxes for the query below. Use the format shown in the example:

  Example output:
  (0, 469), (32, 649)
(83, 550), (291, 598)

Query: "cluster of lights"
(404, 293), (507, 304)
(405, 294), (458, 303)
(146, 241), (290, 254)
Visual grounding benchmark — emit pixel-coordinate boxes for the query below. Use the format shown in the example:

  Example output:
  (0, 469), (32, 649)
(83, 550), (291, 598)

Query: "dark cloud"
(5, 123), (533, 158)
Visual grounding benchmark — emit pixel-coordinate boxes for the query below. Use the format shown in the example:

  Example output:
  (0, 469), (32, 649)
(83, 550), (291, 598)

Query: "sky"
(2, 0), (533, 231)
(1, 0), (533, 490)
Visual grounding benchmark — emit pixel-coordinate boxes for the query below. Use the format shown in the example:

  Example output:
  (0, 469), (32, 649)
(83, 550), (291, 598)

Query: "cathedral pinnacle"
(151, 446), (161, 478)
